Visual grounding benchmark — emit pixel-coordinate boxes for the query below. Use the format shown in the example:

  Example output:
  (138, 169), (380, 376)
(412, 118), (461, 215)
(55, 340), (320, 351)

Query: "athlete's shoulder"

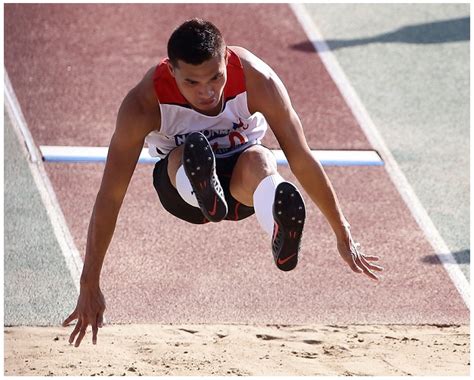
(229, 46), (285, 114)
(132, 65), (160, 111)
(228, 46), (274, 81)
(116, 65), (161, 134)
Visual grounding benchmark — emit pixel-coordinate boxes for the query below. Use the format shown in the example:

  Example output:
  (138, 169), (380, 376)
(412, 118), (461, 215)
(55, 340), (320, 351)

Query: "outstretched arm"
(242, 50), (383, 280)
(63, 81), (158, 346)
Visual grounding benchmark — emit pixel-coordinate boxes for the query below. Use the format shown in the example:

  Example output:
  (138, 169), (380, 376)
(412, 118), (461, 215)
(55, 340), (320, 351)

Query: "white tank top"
(145, 49), (268, 158)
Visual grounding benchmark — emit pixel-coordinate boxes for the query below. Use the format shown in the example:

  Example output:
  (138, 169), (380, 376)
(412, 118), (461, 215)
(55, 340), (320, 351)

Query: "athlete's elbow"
(95, 188), (125, 214)
(287, 151), (317, 176)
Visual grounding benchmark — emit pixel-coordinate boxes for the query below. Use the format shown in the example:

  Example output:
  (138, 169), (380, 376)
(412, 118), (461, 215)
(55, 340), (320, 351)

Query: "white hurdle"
(40, 146), (383, 167)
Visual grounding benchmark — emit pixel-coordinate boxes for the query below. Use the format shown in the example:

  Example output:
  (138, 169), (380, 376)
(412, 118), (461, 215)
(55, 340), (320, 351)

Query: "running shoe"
(272, 182), (306, 271)
(182, 132), (228, 222)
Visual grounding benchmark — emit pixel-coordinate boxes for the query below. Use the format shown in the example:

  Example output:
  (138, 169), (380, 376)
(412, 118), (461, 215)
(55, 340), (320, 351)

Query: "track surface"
(4, 4), (469, 325)
(306, 3), (470, 280)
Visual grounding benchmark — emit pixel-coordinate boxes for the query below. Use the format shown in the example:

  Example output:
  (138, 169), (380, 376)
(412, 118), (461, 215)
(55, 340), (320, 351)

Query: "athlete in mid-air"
(63, 18), (383, 347)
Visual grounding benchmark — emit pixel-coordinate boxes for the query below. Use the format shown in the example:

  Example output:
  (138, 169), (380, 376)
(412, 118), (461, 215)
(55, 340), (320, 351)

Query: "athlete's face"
(168, 53), (228, 115)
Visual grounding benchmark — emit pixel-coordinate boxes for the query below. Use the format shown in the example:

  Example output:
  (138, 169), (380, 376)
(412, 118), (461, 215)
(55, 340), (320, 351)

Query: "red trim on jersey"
(153, 49), (246, 107)
(153, 58), (189, 106)
(224, 49), (246, 101)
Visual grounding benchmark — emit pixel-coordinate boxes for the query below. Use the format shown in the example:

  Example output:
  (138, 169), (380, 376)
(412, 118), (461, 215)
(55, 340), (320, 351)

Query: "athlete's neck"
(192, 96), (224, 117)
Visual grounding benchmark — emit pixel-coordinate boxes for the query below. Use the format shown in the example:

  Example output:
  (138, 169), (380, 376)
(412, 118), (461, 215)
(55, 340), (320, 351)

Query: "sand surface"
(4, 324), (470, 376)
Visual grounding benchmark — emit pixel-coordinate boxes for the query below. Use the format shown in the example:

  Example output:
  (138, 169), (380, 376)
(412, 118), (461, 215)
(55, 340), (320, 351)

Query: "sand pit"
(4, 323), (469, 376)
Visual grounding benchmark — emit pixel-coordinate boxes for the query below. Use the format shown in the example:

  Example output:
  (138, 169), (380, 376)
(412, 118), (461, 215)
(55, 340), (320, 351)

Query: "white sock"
(175, 165), (199, 208)
(253, 173), (285, 236)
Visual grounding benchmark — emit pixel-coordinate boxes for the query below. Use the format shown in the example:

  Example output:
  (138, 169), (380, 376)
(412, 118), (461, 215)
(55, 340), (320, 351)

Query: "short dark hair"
(167, 18), (226, 67)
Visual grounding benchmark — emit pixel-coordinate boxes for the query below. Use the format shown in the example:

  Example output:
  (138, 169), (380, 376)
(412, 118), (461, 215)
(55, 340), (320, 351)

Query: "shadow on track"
(421, 249), (470, 265)
(292, 17), (469, 52)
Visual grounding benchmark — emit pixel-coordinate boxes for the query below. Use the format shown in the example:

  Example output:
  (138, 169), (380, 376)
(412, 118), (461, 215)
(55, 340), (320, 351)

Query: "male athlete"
(63, 19), (383, 347)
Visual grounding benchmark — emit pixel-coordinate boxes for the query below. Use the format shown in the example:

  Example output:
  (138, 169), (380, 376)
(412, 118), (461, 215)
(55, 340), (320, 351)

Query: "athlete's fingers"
(74, 324), (88, 348)
(62, 311), (78, 327)
(363, 255), (380, 262)
(362, 267), (379, 281)
(353, 254), (379, 281)
(97, 313), (104, 328)
(352, 243), (381, 278)
(365, 263), (384, 272)
(347, 253), (363, 274)
(68, 319), (82, 344)
(366, 263), (384, 272)
(360, 256), (384, 272)
(92, 320), (98, 345)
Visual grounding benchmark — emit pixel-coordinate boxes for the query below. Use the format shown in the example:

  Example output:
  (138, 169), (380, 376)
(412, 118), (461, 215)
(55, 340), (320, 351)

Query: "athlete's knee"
(238, 145), (277, 175)
(230, 146), (278, 205)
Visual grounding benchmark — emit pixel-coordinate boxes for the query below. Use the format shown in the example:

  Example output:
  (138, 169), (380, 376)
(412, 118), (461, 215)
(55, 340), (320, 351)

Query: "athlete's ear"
(167, 61), (176, 78)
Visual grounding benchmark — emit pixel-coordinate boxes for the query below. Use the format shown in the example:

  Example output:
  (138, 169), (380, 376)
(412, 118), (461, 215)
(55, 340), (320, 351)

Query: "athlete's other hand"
(336, 226), (383, 281)
(62, 284), (106, 347)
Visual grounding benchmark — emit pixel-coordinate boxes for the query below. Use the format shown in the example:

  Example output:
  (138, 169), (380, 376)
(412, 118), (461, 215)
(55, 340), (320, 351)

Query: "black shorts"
(153, 148), (255, 224)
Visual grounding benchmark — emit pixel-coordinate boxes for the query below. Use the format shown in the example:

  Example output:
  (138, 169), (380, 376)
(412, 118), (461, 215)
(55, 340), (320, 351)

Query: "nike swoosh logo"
(208, 195), (218, 216)
(277, 253), (297, 266)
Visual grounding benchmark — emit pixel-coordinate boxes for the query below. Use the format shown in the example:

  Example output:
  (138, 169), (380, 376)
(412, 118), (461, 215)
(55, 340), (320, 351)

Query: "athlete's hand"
(336, 226), (383, 281)
(62, 284), (106, 347)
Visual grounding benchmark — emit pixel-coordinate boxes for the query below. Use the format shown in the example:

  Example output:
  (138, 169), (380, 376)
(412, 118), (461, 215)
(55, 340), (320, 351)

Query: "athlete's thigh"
(153, 152), (207, 224)
(166, 144), (184, 188)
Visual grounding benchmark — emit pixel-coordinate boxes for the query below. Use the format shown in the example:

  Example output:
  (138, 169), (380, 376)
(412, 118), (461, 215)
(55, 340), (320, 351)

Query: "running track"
(4, 4), (469, 325)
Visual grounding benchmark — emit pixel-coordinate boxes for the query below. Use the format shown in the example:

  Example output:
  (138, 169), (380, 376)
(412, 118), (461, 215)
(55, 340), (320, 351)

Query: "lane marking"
(40, 145), (384, 167)
(290, 3), (470, 308)
(4, 71), (40, 163)
(5, 70), (83, 294)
